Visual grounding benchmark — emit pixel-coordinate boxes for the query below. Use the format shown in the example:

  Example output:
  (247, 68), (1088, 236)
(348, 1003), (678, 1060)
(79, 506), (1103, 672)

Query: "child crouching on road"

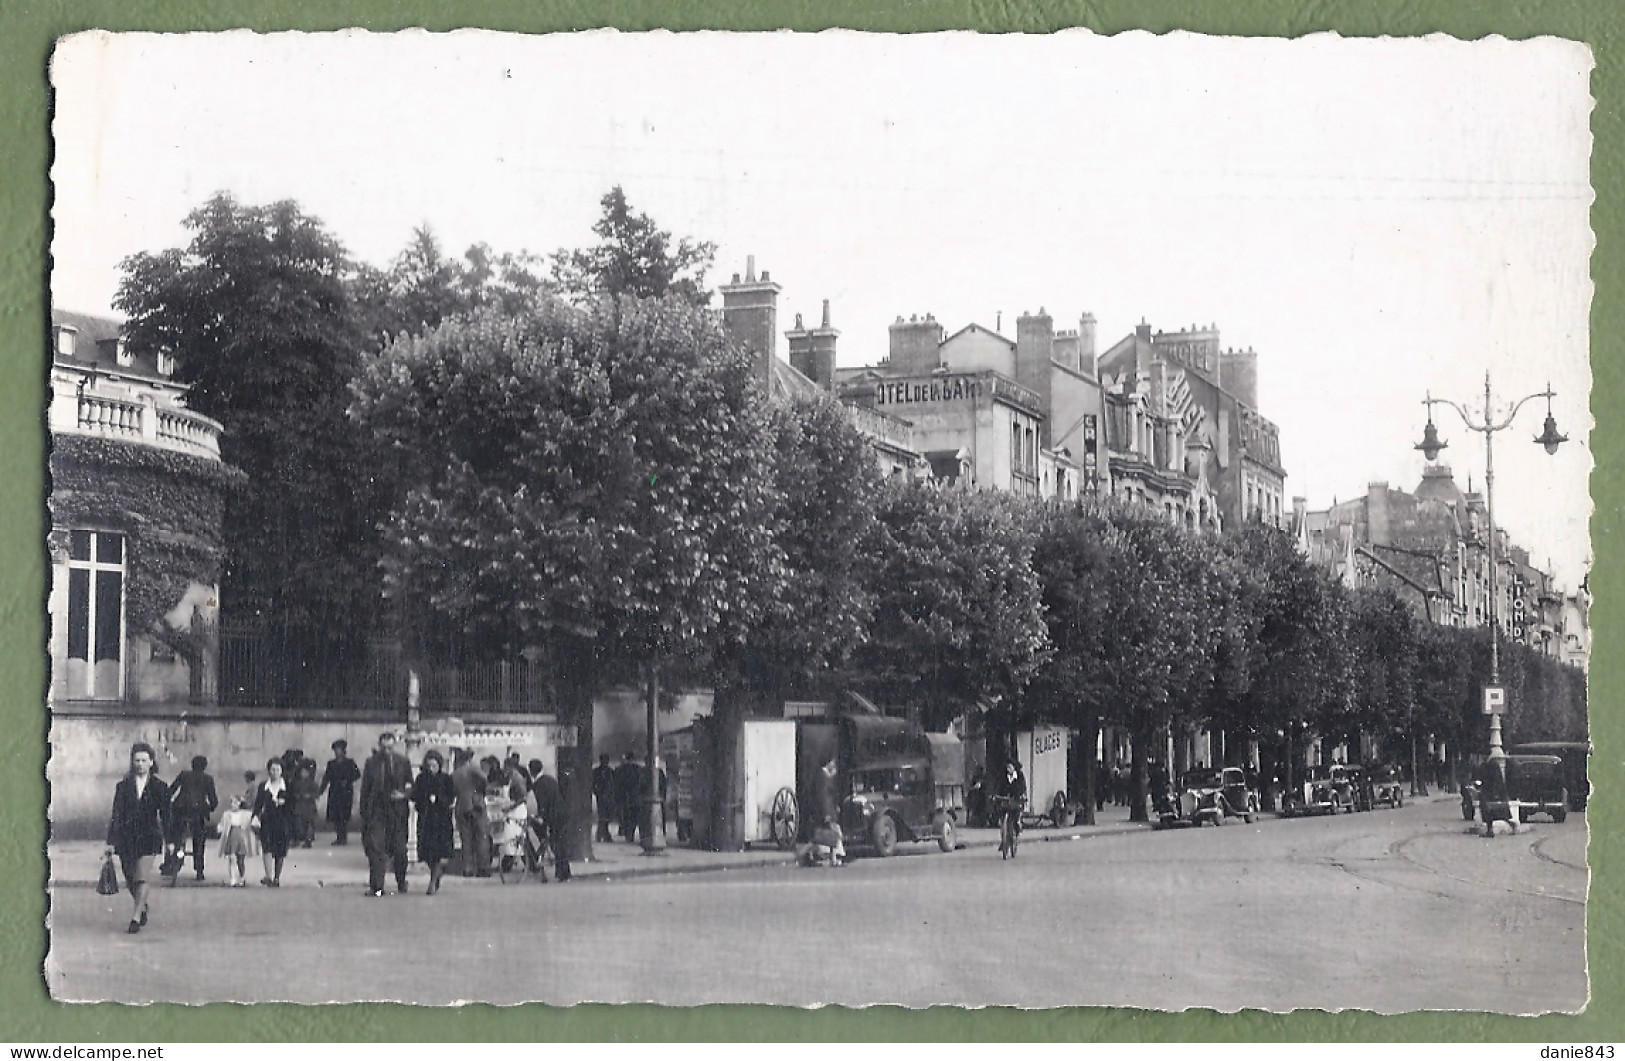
(218, 795), (258, 887)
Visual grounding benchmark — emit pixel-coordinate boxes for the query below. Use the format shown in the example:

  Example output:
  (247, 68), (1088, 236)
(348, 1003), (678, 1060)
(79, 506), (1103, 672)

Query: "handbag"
(95, 855), (120, 896)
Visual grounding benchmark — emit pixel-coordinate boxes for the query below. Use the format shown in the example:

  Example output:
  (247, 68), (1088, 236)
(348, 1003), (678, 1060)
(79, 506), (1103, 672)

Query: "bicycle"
(992, 795), (1025, 860)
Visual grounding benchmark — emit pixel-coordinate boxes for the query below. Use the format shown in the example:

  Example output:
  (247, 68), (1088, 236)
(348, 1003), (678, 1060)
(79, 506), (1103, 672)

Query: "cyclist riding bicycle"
(993, 760), (1027, 859)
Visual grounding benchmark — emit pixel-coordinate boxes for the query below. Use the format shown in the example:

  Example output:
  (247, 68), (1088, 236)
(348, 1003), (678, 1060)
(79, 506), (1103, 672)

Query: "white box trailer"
(1018, 726), (1070, 821)
(741, 718), (800, 849)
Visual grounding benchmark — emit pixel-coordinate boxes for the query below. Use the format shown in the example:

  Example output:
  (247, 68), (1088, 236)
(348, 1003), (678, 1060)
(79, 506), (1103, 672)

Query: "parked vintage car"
(1507, 741), (1590, 811)
(1156, 766), (1258, 828)
(1368, 764), (1405, 809)
(1475, 754), (1570, 824)
(1339, 764), (1375, 811)
(834, 716), (955, 856)
(1280, 764), (1358, 817)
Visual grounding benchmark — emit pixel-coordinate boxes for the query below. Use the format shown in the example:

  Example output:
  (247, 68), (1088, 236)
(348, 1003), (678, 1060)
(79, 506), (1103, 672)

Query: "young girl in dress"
(217, 795), (257, 887)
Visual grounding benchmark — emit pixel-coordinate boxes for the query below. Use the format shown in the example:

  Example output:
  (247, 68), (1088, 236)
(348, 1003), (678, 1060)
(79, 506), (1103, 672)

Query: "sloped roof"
(1365, 543), (1452, 600)
(769, 356), (823, 401)
(941, 322), (1014, 349)
(53, 308), (122, 347)
(51, 307), (176, 383)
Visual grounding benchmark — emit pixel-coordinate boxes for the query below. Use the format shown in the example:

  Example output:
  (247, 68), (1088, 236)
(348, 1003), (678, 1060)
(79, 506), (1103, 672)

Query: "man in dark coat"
(317, 739), (361, 845)
(613, 752), (642, 842)
(591, 754), (615, 843)
(528, 758), (570, 882)
(451, 748), (489, 877)
(358, 731), (414, 896)
(812, 757), (846, 865)
(168, 755), (218, 882)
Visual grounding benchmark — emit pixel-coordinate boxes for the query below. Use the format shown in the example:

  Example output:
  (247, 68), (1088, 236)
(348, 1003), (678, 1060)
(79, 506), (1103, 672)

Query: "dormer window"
(55, 325), (77, 358)
(156, 350), (175, 377)
(115, 338), (133, 368)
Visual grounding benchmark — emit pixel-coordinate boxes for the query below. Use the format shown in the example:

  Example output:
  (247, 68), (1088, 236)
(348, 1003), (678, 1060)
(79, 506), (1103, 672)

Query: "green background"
(2, 0), (1617, 1042)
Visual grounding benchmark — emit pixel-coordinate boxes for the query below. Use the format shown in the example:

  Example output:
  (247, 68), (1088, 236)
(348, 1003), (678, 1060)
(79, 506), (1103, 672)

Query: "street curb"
(55, 804), (1458, 889)
(50, 822), (1160, 889)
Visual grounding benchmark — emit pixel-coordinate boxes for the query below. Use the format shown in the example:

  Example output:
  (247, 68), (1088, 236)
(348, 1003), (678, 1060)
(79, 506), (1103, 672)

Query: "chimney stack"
(786, 299), (841, 390)
(888, 313), (943, 373)
(1079, 312), (1097, 376)
(720, 256), (782, 389)
(1015, 308), (1056, 444)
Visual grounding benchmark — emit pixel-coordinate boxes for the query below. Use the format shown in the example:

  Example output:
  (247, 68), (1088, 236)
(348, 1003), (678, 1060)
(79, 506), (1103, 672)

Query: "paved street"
(47, 797), (1586, 1011)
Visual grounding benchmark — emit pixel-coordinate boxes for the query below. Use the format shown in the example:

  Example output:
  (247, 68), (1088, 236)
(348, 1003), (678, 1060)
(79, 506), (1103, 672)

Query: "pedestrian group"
(102, 733), (582, 935)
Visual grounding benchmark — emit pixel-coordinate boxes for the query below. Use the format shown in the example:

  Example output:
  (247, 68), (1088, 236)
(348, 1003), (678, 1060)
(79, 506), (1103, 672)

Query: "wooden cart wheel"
(769, 787), (800, 851)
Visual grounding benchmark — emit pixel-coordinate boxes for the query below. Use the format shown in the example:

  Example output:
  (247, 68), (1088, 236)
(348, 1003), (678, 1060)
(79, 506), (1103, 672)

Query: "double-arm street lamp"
(1414, 373), (1567, 762)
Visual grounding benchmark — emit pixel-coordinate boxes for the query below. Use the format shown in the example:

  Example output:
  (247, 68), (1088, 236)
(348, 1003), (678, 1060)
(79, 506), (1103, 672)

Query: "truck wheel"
(1554, 806), (1568, 824)
(937, 817), (955, 853)
(872, 813), (899, 857)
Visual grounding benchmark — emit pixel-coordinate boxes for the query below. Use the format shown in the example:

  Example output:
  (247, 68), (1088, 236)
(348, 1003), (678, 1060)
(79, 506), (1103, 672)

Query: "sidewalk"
(50, 804), (1158, 890)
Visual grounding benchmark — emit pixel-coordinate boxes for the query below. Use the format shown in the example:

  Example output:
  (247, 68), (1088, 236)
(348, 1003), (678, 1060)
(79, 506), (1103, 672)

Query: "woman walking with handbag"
(104, 742), (172, 934)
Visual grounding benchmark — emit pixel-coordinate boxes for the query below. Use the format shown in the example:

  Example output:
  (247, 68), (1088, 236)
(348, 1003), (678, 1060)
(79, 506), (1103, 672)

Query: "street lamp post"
(642, 664), (667, 855)
(1415, 373), (1566, 763)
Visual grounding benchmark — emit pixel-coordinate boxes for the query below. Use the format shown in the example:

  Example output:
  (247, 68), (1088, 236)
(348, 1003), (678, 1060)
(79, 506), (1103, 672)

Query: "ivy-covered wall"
(47, 433), (241, 703)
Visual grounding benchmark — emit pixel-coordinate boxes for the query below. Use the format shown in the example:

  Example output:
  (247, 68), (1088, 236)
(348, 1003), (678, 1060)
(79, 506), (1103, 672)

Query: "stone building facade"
(47, 309), (233, 709)
(1296, 466), (1588, 668)
(1098, 322), (1286, 532)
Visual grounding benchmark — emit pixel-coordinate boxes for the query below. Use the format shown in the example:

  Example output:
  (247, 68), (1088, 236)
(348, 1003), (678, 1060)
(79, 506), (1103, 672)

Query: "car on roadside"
(841, 763), (956, 855)
(1340, 764), (1375, 811)
(1280, 764), (1357, 817)
(832, 715), (958, 858)
(1156, 766), (1258, 828)
(1475, 754), (1570, 824)
(1507, 741), (1590, 811)
(1368, 764), (1405, 809)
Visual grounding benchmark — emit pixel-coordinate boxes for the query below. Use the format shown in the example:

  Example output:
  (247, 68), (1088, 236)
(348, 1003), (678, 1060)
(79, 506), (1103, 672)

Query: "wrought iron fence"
(218, 625), (553, 715)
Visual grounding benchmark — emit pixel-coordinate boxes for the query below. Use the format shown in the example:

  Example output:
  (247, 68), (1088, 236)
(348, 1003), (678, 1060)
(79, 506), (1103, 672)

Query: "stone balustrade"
(66, 386), (222, 461)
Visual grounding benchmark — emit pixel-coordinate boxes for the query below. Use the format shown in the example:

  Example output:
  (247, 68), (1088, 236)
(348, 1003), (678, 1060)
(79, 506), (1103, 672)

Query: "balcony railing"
(67, 390), (222, 460)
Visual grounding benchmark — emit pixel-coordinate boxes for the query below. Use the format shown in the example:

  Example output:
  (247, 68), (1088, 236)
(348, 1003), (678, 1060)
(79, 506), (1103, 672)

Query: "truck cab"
(803, 715), (954, 857)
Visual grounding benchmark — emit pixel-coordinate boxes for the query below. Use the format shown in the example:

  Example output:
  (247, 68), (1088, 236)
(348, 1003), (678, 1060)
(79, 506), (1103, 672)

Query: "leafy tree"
(1501, 640), (1588, 745)
(1094, 511), (1229, 821)
(1347, 587), (1420, 778)
(1194, 538), (1260, 762)
(115, 193), (385, 703)
(458, 241), (549, 316)
(1225, 524), (1352, 789)
(352, 229), (550, 351)
(351, 293), (782, 860)
(1415, 625), (1492, 790)
(1024, 501), (1120, 822)
(854, 484), (1049, 732)
(552, 186), (717, 307)
(698, 395), (883, 848)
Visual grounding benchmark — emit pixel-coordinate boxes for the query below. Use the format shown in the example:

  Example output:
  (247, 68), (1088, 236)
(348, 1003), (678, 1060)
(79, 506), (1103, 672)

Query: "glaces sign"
(874, 376), (985, 407)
